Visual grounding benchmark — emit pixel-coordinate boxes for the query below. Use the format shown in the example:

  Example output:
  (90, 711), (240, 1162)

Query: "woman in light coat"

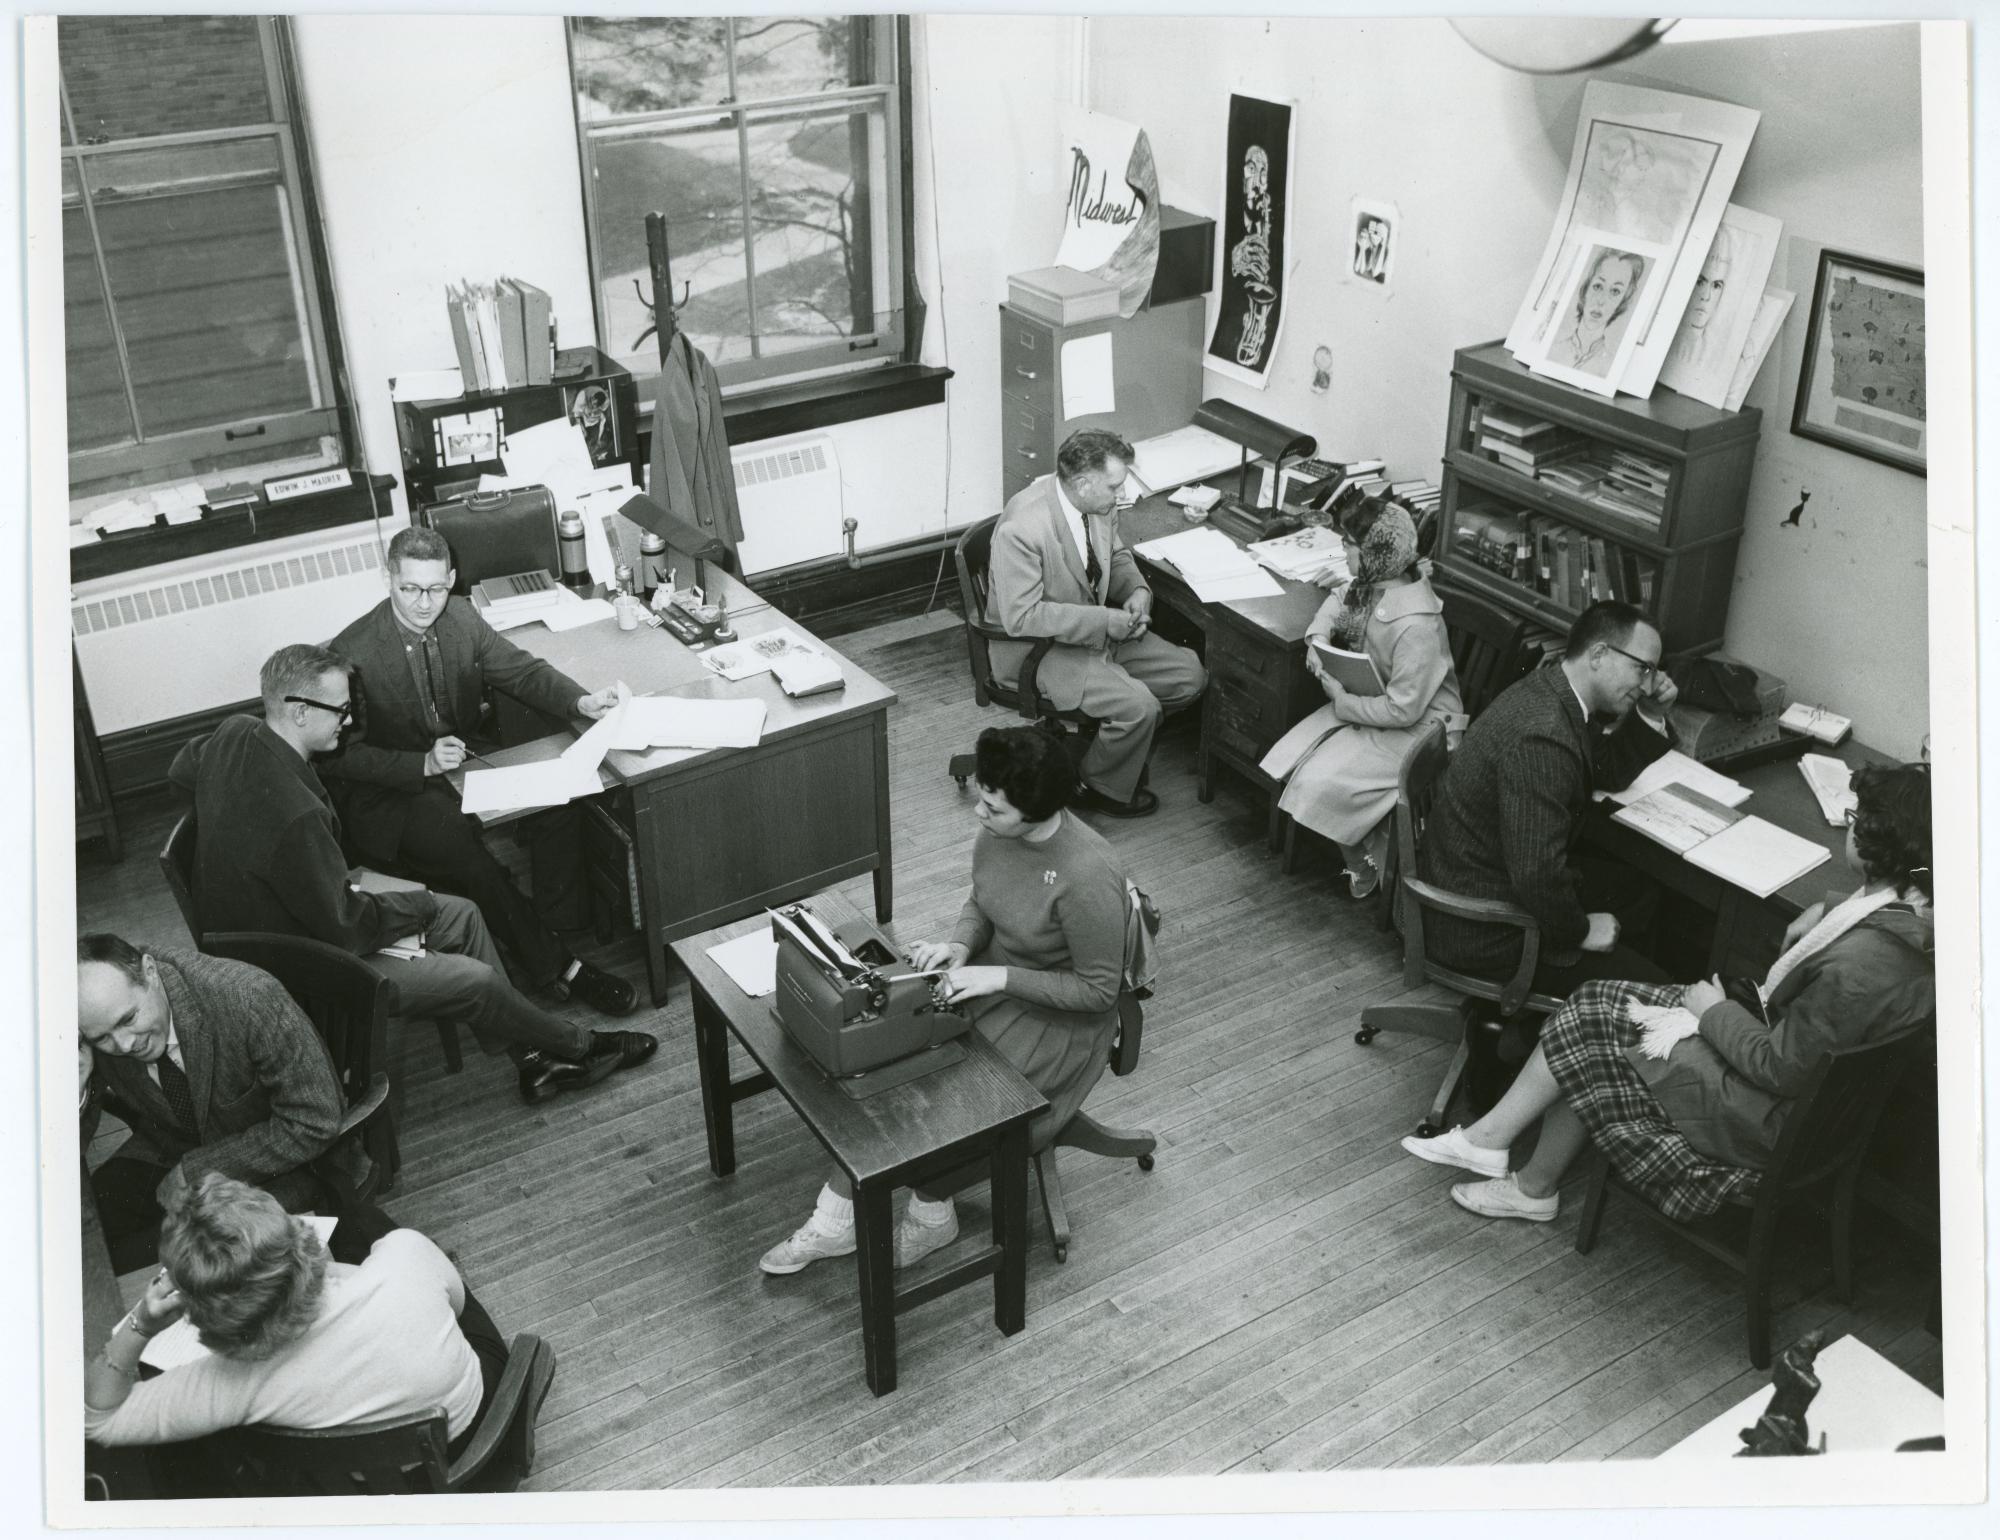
(1261, 495), (1465, 897)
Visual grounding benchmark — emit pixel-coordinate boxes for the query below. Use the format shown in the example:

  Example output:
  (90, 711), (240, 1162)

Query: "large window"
(568, 15), (910, 392)
(58, 15), (344, 496)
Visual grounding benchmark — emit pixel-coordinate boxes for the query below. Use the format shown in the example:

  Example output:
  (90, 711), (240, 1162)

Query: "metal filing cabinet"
(997, 297), (1206, 503)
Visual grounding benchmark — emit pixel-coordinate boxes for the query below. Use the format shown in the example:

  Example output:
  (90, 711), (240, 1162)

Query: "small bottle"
(613, 561), (634, 599)
(557, 511), (590, 590)
(637, 530), (666, 605)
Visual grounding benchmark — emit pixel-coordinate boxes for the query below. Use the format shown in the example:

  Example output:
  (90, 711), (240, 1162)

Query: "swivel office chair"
(1354, 722), (1565, 1136)
(1034, 991), (1157, 1263)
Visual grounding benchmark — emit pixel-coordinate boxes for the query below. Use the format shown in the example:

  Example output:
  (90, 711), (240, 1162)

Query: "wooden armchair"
(1575, 1026), (1933, 1368)
(215, 1334), (557, 1495)
(1353, 722), (1564, 1136)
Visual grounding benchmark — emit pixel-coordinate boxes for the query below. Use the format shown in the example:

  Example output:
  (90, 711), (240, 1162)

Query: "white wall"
(291, 14), (1071, 557)
(1089, 17), (1928, 755)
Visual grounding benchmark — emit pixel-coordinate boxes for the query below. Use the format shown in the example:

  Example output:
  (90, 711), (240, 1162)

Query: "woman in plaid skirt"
(1399, 762), (1935, 1223)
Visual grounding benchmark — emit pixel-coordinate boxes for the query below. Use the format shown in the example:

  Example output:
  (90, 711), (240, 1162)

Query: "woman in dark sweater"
(759, 725), (1131, 1275)
(1401, 762), (1935, 1222)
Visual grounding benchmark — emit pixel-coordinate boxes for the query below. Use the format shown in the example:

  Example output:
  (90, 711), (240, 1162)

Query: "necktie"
(156, 1052), (199, 1139)
(1085, 531), (1103, 597)
(421, 632), (448, 733)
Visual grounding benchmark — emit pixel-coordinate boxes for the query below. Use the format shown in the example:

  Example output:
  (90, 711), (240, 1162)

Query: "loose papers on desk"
(1798, 753), (1858, 826)
(1131, 526), (1284, 602)
(1128, 423), (1248, 495)
(478, 586), (617, 633)
(702, 630), (817, 681)
(1599, 750), (1750, 809)
(706, 928), (780, 998)
(1248, 525), (1348, 586)
(1683, 815), (1829, 899)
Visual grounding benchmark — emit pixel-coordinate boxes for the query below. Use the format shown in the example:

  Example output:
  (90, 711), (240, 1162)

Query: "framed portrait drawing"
(1790, 249), (1926, 476)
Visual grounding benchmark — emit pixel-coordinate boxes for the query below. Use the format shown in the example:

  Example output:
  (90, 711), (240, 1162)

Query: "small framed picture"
(1790, 249), (1925, 476)
(564, 382), (620, 467)
(435, 407), (503, 468)
(1347, 197), (1398, 291)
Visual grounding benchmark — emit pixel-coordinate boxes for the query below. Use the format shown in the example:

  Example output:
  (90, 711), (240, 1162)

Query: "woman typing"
(1261, 494), (1464, 897)
(1400, 762), (1935, 1223)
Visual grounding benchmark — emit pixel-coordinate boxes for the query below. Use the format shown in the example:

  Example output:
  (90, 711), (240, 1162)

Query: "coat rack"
(633, 212), (691, 361)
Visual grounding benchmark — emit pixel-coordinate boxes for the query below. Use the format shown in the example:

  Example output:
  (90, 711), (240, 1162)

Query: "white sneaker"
(893, 1197), (959, 1269)
(1400, 1125), (1509, 1178)
(759, 1203), (856, 1275)
(1450, 1173), (1559, 1223)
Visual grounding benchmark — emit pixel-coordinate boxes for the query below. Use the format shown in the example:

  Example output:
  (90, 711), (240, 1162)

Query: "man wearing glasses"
(319, 526), (635, 1018)
(168, 644), (655, 1106)
(1419, 600), (1680, 999)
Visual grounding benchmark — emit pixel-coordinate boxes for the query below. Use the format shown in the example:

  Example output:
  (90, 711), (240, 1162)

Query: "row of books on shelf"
(446, 278), (555, 393)
(1468, 399), (1672, 527)
(1453, 505), (1658, 611)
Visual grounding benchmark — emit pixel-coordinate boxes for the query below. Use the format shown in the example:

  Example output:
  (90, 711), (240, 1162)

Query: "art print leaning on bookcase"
(1436, 342), (1761, 658)
(1790, 249), (1925, 477)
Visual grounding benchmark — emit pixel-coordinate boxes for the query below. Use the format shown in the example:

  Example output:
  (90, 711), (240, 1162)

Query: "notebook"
(1682, 815), (1832, 899)
(1308, 639), (1386, 697)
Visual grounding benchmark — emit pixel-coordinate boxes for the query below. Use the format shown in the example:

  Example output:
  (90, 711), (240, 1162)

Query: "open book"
(1308, 639), (1386, 698)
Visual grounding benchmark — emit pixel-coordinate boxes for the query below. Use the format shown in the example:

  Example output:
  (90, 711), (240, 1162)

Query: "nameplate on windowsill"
(263, 467), (354, 503)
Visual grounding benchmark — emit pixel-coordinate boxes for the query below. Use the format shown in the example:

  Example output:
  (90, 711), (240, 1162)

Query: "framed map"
(1791, 249), (1926, 476)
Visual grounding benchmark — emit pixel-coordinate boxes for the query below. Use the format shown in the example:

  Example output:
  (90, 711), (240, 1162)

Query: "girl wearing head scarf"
(1259, 494), (1466, 896)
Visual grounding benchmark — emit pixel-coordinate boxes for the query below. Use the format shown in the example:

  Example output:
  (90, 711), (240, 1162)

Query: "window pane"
(589, 120), (751, 376)
(83, 141), (318, 439)
(741, 104), (887, 355)
(729, 16), (869, 101)
(59, 15), (272, 143)
(573, 16), (730, 121)
(63, 159), (131, 452)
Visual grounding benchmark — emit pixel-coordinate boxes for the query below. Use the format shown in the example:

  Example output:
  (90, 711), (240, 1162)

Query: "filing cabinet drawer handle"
(1016, 449), (1038, 461)
(1013, 367), (1039, 380)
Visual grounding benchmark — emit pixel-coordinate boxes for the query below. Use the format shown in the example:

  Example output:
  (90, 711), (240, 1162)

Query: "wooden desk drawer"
(1205, 704), (1275, 767)
(1000, 314), (1056, 404)
(1002, 397), (1054, 479)
(1207, 673), (1285, 744)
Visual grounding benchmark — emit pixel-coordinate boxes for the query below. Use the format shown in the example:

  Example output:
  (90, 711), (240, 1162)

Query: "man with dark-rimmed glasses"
(168, 644), (655, 1107)
(1419, 599), (1680, 999)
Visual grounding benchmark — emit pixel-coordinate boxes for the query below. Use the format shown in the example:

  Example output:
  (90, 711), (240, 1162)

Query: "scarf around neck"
(1332, 502), (1420, 649)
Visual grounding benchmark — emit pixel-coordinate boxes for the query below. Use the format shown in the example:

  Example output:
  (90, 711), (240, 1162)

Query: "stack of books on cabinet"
(1437, 342), (1762, 655)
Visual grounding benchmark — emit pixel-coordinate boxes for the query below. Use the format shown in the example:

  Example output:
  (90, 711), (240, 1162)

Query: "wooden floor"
(77, 609), (1944, 1488)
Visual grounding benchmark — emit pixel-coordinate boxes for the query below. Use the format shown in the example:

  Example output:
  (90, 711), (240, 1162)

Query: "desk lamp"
(1190, 399), (1317, 514)
(617, 492), (733, 591)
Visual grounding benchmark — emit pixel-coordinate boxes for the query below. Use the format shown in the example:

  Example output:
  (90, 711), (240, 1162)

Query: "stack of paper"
(1600, 750), (1750, 809)
(1799, 753), (1858, 827)
(610, 697), (766, 752)
(479, 585), (615, 633)
(1129, 424), (1246, 494)
(1132, 527), (1284, 603)
(1780, 702), (1852, 746)
(1248, 526), (1349, 586)
(707, 928), (780, 998)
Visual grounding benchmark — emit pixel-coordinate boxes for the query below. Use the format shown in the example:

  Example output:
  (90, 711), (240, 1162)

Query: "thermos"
(557, 510), (590, 590)
(637, 530), (666, 604)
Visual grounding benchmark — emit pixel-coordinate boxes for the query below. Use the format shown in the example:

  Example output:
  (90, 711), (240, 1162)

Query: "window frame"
(566, 14), (915, 398)
(58, 15), (347, 492)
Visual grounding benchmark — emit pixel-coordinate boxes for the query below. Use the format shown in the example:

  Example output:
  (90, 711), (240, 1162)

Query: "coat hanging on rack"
(648, 328), (744, 559)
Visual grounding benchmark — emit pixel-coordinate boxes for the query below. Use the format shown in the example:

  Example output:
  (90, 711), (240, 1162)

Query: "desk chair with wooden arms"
(1353, 722), (1565, 1137)
(210, 1334), (556, 1496)
(1034, 991), (1157, 1263)
(1574, 1025), (1933, 1369)
(946, 514), (1104, 789)
(161, 812), (463, 1075)
(204, 931), (401, 1199)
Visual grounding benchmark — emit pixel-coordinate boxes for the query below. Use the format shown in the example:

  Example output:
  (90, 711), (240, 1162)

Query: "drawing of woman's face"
(1577, 253), (1642, 332)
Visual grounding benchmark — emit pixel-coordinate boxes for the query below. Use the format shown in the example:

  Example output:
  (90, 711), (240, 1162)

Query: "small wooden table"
(1661, 1334), (1944, 1457)
(672, 893), (1048, 1396)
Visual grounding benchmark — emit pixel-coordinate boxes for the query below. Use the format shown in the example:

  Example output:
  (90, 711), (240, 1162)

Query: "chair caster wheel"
(1137, 1153), (1155, 1172)
(952, 776), (968, 790)
(1053, 1244), (1068, 1264)
(1415, 1122), (1439, 1139)
(1355, 1026), (1378, 1045)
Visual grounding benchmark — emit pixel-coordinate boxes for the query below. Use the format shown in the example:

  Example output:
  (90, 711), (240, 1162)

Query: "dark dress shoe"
(547, 958), (638, 1016)
(1076, 785), (1160, 819)
(515, 1030), (654, 1105)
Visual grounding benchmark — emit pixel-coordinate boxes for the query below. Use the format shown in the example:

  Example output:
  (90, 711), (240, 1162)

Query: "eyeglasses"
(1603, 642), (1660, 686)
(285, 695), (354, 724)
(395, 584), (451, 602)
(1843, 808), (1862, 828)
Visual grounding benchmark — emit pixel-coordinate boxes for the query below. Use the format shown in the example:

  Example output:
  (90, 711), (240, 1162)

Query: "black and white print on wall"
(1206, 92), (1293, 390)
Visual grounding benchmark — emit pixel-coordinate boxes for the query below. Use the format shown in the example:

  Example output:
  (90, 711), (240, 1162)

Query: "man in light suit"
(78, 932), (346, 1270)
(988, 428), (1206, 816)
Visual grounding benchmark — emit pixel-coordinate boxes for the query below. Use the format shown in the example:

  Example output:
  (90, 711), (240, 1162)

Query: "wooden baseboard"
(100, 699), (255, 799)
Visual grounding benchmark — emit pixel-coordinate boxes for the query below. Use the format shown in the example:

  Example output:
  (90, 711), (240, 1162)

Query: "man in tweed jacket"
(77, 933), (343, 1270)
(1420, 601), (1678, 995)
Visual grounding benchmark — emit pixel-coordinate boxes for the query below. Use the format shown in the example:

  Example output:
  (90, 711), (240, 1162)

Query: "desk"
(1588, 738), (1893, 976)
(672, 892), (1047, 1396)
(467, 566), (898, 1006)
(1119, 494), (1325, 814)
(1661, 1334), (1943, 1456)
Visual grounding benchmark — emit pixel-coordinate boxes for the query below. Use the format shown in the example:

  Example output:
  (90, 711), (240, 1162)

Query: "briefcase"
(421, 486), (560, 596)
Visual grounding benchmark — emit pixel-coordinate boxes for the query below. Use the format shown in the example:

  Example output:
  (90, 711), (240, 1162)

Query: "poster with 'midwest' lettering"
(1055, 107), (1160, 319)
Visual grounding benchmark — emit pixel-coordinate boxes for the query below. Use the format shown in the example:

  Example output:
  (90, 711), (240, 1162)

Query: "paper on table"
(1612, 784), (1744, 855)
(1683, 814), (1831, 899)
(502, 417), (597, 490)
(1601, 749), (1750, 808)
(390, 368), (464, 402)
(140, 1218), (338, 1371)
(459, 757), (602, 815)
(610, 697), (767, 752)
(1060, 333), (1116, 418)
(561, 682), (632, 773)
(707, 929), (780, 998)
(1129, 424), (1245, 494)
(1185, 567), (1286, 602)
(540, 597), (618, 632)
